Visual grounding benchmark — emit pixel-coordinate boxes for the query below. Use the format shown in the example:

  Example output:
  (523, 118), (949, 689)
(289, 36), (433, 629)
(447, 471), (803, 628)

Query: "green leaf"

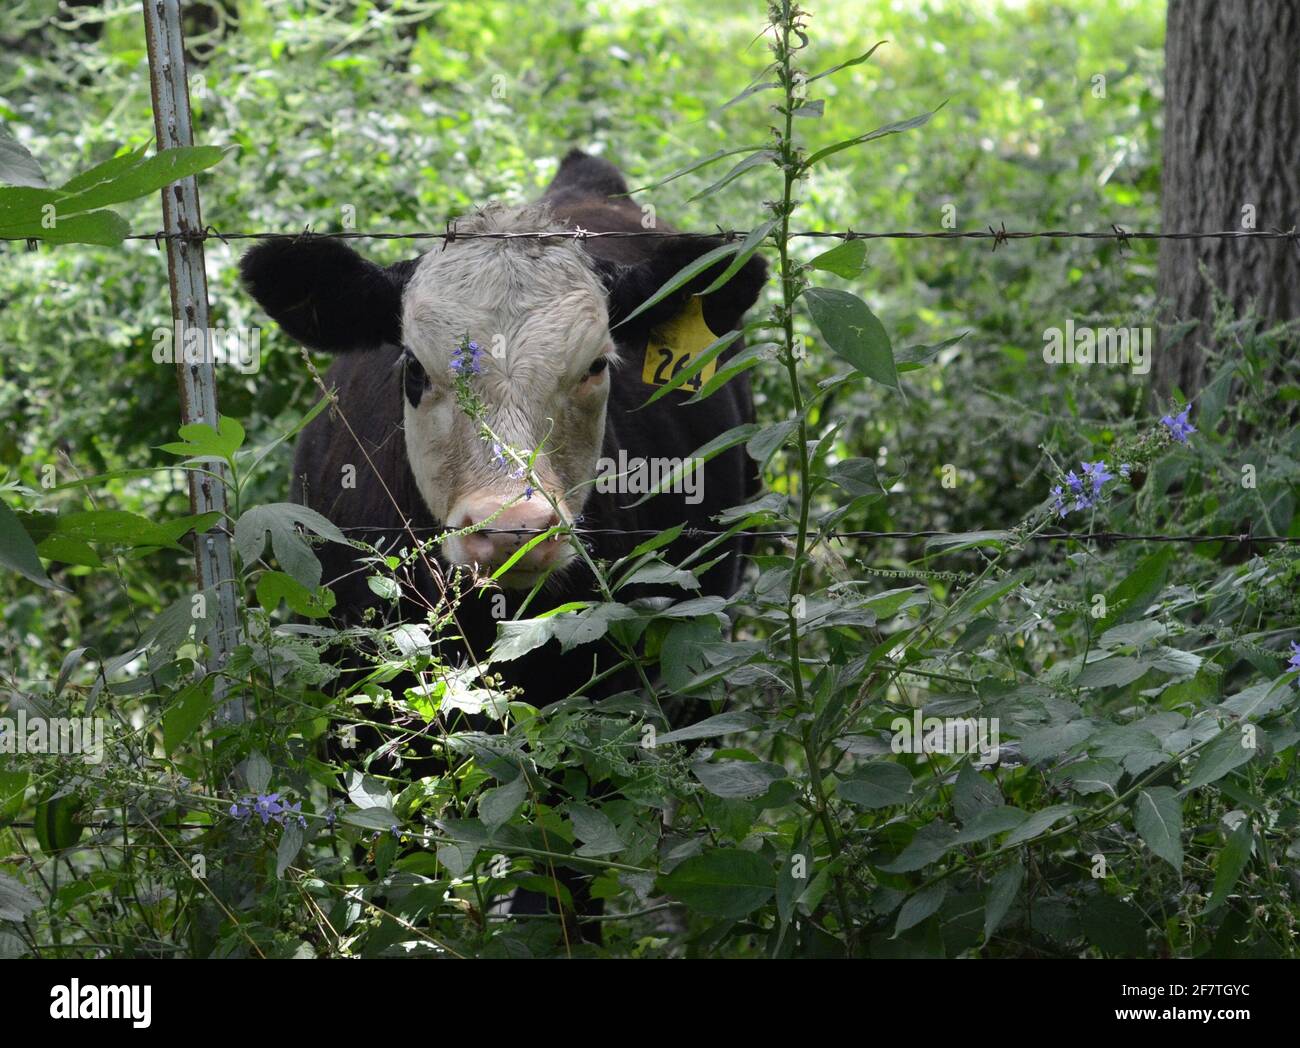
(1097, 546), (1174, 631)
(58, 144), (151, 194)
(692, 759), (787, 800)
(686, 149), (777, 202)
(1019, 720), (1096, 765)
(947, 569), (1031, 629)
(157, 415), (246, 465)
(56, 145), (225, 213)
(746, 418), (799, 468)
(882, 820), (960, 872)
(614, 242), (742, 328)
(657, 711), (760, 745)
(569, 803), (624, 857)
(478, 775), (527, 832)
(276, 821), (305, 879)
(804, 287), (899, 390)
(924, 529), (1013, 553)
(895, 882), (947, 936)
(623, 422), (760, 507)
(658, 849), (774, 918)
(639, 330), (742, 407)
(698, 218), (777, 294)
(627, 145), (768, 194)
(836, 762), (913, 809)
(35, 534), (102, 568)
(806, 41), (886, 83)
(243, 750), (273, 795)
(1074, 655), (1150, 689)
(625, 523), (684, 559)
(1185, 727), (1257, 791)
(342, 806), (399, 832)
(954, 805), (1028, 845)
(615, 559), (700, 592)
(0, 496), (60, 590)
(1133, 787), (1183, 870)
(163, 676), (215, 755)
(256, 570), (337, 619)
(1001, 804), (1077, 847)
(535, 603), (637, 656)
(714, 74), (781, 114)
(0, 208), (130, 246)
(682, 341), (775, 405)
(234, 503), (346, 589)
(0, 133), (48, 188)
(0, 872), (41, 922)
(40, 508), (219, 552)
(895, 332), (968, 372)
(983, 860), (1024, 942)
(808, 238), (867, 278)
(1205, 818), (1254, 914)
(803, 105), (943, 169)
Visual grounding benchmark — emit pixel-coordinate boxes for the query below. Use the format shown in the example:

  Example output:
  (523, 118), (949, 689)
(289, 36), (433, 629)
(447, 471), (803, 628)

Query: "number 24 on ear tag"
(641, 297), (720, 393)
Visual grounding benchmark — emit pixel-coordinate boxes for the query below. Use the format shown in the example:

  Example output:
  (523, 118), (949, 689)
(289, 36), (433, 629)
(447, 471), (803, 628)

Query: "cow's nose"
(449, 497), (563, 572)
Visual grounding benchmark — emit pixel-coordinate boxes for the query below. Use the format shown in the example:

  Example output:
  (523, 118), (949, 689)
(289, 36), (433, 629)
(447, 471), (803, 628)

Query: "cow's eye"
(586, 356), (609, 378)
(403, 349), (429, 408)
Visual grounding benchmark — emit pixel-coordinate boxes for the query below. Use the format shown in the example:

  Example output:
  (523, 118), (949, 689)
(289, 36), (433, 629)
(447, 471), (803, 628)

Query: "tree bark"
(1156, 0), (1300, 400)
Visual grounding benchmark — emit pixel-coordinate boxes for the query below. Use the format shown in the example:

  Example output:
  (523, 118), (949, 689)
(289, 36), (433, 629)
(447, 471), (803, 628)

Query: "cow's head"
(241, 202), (765, 588)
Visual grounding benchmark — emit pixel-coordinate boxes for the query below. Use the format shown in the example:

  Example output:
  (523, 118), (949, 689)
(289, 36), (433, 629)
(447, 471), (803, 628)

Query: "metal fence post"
(142, 0), (244, 723)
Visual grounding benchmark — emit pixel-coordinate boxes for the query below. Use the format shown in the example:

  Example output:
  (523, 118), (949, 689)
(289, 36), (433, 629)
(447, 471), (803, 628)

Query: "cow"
(239, 149), (768, 714)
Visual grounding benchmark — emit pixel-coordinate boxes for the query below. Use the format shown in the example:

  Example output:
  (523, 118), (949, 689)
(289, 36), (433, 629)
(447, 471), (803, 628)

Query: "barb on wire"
(59, 225), (1297, 246)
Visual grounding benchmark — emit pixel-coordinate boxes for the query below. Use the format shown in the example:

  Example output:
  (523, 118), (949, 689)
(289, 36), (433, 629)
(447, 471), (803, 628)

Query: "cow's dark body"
(288, 152), (761, 706)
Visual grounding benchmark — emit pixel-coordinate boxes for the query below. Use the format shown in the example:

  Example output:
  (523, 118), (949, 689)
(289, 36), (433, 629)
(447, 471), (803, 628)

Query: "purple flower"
(253, 793), (286, 825)
(1160, 407), (1196, 444)
(1081, 460), (1115, 495)
(450, 338), (484, 376)
(1119, 463), (1132, 480)
(1065, 470), (1083, 495)
(523, 485), (535, 500)
(1051, 485), (1068, 518)
(1288, 641), (1300, 674)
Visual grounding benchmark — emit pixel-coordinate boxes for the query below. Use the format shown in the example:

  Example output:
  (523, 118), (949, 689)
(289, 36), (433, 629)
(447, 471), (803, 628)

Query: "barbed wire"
(82, 224), (1300, 250)
(338, 524), (1299, 545)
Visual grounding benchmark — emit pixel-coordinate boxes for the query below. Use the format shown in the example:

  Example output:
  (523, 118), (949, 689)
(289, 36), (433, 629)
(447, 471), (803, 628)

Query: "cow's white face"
(399, 205), (615, 586)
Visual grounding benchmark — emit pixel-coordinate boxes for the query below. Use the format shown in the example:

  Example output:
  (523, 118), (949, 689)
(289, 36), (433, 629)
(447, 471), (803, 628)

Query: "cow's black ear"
(239, 236), (416, 353)
(600, 236), (768, 337)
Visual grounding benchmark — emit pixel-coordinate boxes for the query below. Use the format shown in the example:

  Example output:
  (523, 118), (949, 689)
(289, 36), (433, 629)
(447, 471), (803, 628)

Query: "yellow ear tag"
(641, 297), (720, 394)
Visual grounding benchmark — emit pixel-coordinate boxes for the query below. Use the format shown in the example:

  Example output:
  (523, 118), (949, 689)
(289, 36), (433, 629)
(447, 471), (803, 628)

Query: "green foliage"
(0, 0), (1297, 960)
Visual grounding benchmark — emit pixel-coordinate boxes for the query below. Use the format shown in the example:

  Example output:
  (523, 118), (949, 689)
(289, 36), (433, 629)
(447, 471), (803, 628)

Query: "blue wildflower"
(1289, 642), (1300, 674)
(450, 338), (484, 376)
(1050, 485), (1068, 518)
(252, 793), (286, 825)
(1081, 460), (1115, 496)
(1160, 406), (1196, 444)
(1119, 463), (1132, 480)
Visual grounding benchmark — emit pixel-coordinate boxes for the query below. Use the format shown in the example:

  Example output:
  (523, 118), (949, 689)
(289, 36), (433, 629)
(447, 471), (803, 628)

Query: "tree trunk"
(1155, 0), (1300, 400)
